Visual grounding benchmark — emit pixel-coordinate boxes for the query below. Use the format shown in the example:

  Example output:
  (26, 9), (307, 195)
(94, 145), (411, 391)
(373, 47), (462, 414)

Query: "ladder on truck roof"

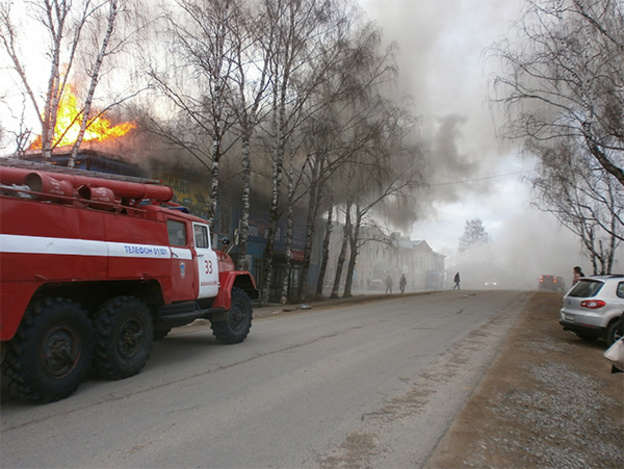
(0, 157), (164, 186)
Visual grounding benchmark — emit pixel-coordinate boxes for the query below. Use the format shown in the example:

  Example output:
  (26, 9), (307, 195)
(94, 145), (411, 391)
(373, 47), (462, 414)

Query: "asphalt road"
(0, 290), (531, 468)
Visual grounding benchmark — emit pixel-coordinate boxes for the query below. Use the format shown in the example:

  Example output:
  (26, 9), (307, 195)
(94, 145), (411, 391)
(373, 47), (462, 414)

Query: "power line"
(429, 170), (531, 187)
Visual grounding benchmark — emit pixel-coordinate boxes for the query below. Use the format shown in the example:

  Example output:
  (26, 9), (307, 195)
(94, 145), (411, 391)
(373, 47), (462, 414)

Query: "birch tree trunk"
(315, 199), (333, 300)
(331, 205), (351, 299)
(1, 0), (91, 159)
(237, 132), (252, 270)
(343, 207), (362, 298)
(280, 161), (295, 304)
(207, 7), (229, 227)
(148, 0), (240, 227)
(71, 0), (118, 167)
(231, 2), (272, 270)
(297, 163), (321, 302)
(259, 83), (286, 304)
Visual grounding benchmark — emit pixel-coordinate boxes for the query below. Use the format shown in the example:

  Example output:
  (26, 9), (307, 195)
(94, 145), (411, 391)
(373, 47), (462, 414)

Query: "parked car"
(539, 274), (567, 292)
(559, 275), (624, 345)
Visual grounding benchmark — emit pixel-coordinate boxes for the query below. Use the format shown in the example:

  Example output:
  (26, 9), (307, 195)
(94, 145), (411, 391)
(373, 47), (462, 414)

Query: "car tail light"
(580, 300), (606, 309)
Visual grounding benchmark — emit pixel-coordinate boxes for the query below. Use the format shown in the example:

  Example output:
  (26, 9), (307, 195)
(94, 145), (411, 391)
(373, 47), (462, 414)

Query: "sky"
(355, 0), (615, 287)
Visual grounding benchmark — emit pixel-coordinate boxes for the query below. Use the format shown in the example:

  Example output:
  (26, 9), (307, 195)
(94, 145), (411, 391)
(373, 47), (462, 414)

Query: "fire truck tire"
(210, 288), (253, 344)
(92, 296), (153, 380)
(1, 298), (94, 403)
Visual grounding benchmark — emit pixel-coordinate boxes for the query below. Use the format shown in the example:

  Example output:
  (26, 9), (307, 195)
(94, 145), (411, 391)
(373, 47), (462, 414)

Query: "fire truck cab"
(0, 160), (258, 403)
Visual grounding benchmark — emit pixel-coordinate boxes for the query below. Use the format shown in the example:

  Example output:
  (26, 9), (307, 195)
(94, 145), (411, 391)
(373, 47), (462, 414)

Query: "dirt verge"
(425, 291), (624, 468)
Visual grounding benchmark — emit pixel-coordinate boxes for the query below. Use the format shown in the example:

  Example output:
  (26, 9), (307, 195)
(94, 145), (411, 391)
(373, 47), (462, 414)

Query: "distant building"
(324, 225), (445, 294)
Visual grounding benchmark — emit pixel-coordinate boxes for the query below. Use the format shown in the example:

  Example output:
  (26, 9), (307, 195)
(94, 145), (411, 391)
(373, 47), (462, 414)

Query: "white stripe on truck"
(0, 234), (193, 260)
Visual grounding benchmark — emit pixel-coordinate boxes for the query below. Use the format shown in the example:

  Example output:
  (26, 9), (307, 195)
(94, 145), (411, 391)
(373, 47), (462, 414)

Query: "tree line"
(489, 0), (623, 274)
(0, 0), (423, 304)
(1, 0), (622, 299)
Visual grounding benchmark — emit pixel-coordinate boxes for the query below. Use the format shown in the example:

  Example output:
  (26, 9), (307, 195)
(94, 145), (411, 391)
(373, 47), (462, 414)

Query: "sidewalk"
(252, 292), (419, 319)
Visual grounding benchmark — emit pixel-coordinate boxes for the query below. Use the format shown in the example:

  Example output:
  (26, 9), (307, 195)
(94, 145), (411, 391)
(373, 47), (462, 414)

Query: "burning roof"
(28, 83), (135, 151)
(19, 149), (147, 179)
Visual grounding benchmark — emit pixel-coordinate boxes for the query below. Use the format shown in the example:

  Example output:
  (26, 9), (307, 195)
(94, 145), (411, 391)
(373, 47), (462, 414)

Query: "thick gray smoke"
(356, 0), (620, 284)
(359, 0), (525, 210)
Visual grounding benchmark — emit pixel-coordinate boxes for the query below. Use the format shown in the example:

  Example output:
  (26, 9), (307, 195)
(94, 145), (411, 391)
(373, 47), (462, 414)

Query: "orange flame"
(29, 84), (135, 150)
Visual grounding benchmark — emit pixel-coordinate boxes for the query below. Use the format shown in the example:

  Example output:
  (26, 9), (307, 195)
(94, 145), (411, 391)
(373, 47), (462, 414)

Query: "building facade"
(323, 225), (446, 295)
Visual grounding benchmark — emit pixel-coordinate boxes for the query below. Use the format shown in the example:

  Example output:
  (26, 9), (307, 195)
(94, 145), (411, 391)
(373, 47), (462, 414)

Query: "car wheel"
(605, 319), (622, 347)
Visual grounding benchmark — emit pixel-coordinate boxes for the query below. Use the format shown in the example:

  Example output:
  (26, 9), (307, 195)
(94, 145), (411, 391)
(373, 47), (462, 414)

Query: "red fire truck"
(0, 160), (258, 403)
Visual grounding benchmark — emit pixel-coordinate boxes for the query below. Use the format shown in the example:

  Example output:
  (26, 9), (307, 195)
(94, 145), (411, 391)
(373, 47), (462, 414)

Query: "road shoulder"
(425, 291), (624, 468)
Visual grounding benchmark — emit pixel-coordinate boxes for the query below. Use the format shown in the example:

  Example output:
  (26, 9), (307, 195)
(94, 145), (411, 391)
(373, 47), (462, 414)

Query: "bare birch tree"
(0, 0), (139, 162)
(145, 0), (241, 226)
(70, 0), (119, 165)
(458, 218), (491, 253)
(490, 0), (623, 267)
(258, 0), (352, 305)
(341, 105), (423, 298)
(228, 1), (273, 270)
(530, 140), (623, 273)
(490, 0), (624, 186)
(292, 17), (399, 302)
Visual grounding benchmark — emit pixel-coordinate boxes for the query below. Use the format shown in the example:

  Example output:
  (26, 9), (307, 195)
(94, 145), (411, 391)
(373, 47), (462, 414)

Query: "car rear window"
(568, 279), (604, 298)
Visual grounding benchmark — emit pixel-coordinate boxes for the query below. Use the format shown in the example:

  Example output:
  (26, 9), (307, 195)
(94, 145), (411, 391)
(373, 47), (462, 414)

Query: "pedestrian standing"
(572, 266), (585, 285)
(385, 275), (393, 294)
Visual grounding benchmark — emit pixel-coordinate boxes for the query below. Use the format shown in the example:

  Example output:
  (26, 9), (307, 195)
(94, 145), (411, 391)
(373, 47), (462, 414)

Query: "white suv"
(559, 275), (624, 346)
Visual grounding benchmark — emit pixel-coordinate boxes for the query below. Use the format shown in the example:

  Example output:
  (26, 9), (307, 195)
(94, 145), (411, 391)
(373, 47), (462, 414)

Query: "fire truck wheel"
(210, 288), (253, 344)
(2, 298), (93, 403)
(92, 296), (153, 380)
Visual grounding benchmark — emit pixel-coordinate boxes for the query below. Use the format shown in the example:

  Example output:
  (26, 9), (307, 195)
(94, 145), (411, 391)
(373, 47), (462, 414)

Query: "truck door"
(193, 223), (219, 299)
(166, 218), (194, 301)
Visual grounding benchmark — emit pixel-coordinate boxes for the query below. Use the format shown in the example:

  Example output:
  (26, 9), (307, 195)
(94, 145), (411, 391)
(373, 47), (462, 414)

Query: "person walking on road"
(453, 272), (461, 290)
(385, 275), (393, 294)
(399, 274), (407, 294)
